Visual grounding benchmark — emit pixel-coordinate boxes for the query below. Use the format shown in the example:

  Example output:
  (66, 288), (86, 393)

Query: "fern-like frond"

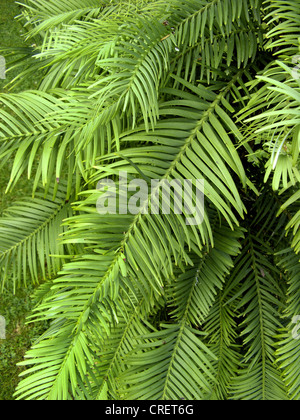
(92, 295), (154, 400)
(265, 0), (300, 57)
(170, 0), (264, 83)
(0, 88), (123, 190)
(0, 90), (72, 191)
(203, 285), (241, 400)
(14, 196), (141, 399)
(20, 0), (106, 36)
(4, 0), (300, 402)
(240, 61), (300, 254)
(0, 184), (73, 291)
(162, 221), (244, 400)
(167, 221), (244, 325)
(229, 234), (287, 400)
(14, 320), (98, 400)
(93, 74), (249, 230)
(242, 62), (300, 190)
(120, 324), (217, 400)
(277, 190), (300, 254)
(13, 0), (169, 90)
(275, 248), (300, 400)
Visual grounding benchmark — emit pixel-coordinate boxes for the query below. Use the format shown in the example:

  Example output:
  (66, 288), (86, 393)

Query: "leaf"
(0, 183), (73, 291)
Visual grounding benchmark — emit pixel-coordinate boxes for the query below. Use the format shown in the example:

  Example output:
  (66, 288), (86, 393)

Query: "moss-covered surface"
(0, 0), (45, 401)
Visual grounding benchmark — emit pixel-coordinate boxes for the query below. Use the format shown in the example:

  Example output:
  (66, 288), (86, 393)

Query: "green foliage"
(0, 0), (47, 400)
(0, 286), (48, 400)
(0, 0), (299, 400)
(0, 184), (75, 291)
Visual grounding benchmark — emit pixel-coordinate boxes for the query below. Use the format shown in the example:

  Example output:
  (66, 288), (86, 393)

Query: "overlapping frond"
(21, 0), (107, 36)
(170, 0), (264, 83)
(265, 0), (300, 57)
(159, 222), (244, 400)
(275, 248), (300, 399)
(15, 181), (175, 399)
(120, 324), (217, 400)
(0, 90), (73, 191)
(14, 318), (103, 400)
(90, 0), (265, 128)
(240, 60), (300, 254)
(228, 234), (287, 400)
(92, 296), (153, 400)
(2, 0), (300, 402)
(167, 222), (244, 326)
(0, 184), (73, 291)
(14, 0), (169, 90)
(93, 74), (249, 229)
(203, 286), (241, 400)
(0, 88), (124, 190)
(116, 218), (242, 401)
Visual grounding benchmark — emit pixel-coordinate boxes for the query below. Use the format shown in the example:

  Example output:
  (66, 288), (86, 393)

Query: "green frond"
(241, 61), (300, 254)
(265, 0), (300, 57)
(11, 58), (251, 401)
(13, 180), (240, 399)
(246, 64), (300, 167)
(167, 222), (244, 325)
(14, 1), (169, 90)
(275, 248), (300, 400)
(0, 90), (72, 191)
(163, 222), (244, 400)
(120, 324), (217, 400)
(20, 0), (106, 36)
(228, 234), (288, 400)
(93, 74), (249, 230)
(14, 320), (98, 400)
(203, 285), (241, 400)
(93, 296), (153, 400)
(13, 197), (141, 399)
(277, 190), (300, 254)
(170, 0), (264, 83)
(2, 0), (300, 402)
(0, 184), (73, 291)
(0, 88), (123, 189)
